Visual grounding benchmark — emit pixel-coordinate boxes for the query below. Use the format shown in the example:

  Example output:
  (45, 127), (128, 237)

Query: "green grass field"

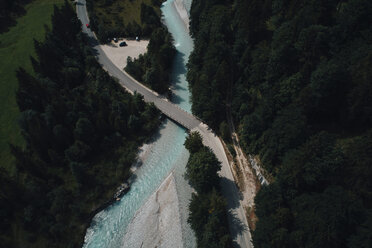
(0, 0), (64, 172)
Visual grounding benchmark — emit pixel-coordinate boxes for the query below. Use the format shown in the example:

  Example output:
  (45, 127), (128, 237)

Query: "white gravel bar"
(121, 172), (183, 248)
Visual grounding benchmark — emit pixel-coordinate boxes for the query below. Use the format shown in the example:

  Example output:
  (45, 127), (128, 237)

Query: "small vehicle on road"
(86, 23), (90, 28)
(119, 41), (127, 47)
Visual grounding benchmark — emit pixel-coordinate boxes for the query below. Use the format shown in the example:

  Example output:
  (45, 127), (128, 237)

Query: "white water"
(82, 0), (196, 247)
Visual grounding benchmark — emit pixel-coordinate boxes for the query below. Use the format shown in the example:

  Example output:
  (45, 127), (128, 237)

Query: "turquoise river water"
(82, 0), (196, 247)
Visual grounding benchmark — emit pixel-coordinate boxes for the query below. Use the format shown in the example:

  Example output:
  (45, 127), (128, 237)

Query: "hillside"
(187, 0), (372, 246)
(0, 2), (160, 247)
(0, 0), (33, 33)
(0, 0), (65, 177)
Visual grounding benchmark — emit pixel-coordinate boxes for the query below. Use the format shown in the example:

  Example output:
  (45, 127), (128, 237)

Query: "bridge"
(76, 1), (253, 247)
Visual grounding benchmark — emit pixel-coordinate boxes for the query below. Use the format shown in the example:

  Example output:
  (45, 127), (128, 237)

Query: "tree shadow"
(105, 42), (117, 47)
(220, 177), (244, 209)
(170, 50), (188, 105)
(130, 119), (168, 172)
(228, 211), (248, 248)
(86, 35), (100, 49)
(83, 35), (100, 57)
(219, 177), (248, 247)
(127, 173), (137, 185)
(0, 2), (28, 34)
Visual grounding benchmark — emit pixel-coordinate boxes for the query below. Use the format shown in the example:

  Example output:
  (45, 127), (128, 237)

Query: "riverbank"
(122, 172), (183, 248)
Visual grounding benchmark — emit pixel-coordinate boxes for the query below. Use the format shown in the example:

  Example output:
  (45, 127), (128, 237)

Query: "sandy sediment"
(122, 173), (183, 248)
(172, 0), (190, 30)
(100, 39), (149, 69)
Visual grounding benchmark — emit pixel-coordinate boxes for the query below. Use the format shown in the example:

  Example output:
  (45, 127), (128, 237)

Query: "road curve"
(76, 0), (200, 130)
(76, 1), (252, 247)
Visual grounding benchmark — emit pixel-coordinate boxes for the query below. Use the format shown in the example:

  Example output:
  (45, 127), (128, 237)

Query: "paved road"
(76, 0), (200, 130)
(76, 1), (252, 247)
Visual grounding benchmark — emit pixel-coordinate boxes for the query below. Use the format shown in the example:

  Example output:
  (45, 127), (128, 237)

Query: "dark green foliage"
(184, 131), (203, 153)
(348, 210), (372, 248)
(187, 3), (233, 129)
(184, 132), (232, 247)
(140, 3), (160, 36)
(0, 0), (32, 33)
(189, 190), (232, 248)
(125, 27), (176, 94)
(219, 121), (230, 142)
(1, 2), (160, 247)
(252, 130), (372, 248)
(188, 0), (372, 246)
(185, 146), (221, 193)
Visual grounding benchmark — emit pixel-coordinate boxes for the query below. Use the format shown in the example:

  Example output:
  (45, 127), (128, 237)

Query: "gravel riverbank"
(122, 173), (183, 248)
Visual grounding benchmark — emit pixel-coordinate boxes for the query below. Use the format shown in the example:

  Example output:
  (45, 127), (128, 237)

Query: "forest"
(0, 2), (160, 247)
(184, 132), (232, 248)
(0, 0), (32, 33)
(187, 0), (372, 247)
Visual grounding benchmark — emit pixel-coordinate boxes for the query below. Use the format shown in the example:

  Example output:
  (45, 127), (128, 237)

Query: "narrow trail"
(226, 108), (258, 210)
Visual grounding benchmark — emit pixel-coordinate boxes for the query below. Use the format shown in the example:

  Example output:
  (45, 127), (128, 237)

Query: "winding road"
(76, 0), (253, 247)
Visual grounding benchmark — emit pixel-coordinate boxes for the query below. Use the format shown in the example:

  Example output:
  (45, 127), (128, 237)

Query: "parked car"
(119, 41), (127, 47)
(113, 38), (118, 43)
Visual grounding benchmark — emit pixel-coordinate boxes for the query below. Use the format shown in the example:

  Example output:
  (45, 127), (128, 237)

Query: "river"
(82, 0), (196, 247)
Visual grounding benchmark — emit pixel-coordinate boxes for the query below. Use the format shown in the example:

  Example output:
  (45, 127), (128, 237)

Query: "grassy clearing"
(91, 0), (160, 28)
(0, 0), (64, 172)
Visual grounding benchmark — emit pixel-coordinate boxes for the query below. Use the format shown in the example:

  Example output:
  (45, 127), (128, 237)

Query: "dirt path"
(228, 126), (258, 209)
(225, 108), (264, 230)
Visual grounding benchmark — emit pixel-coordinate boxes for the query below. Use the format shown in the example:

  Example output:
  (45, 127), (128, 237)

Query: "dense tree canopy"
(0, 2), (160, 247)
(185, 146), (221, 193)
(184, 132), (232, 248)
(0, 0), (31, 33)
(188, 0), (372, 246)
(125, 27), (176, 94)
